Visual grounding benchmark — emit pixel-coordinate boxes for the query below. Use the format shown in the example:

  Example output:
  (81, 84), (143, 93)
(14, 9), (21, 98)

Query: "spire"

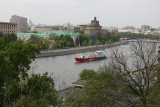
(94, 16), (97, 21)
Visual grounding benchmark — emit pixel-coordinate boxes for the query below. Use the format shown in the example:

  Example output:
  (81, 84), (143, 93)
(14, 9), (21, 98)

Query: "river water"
(30, 43), (132, 90)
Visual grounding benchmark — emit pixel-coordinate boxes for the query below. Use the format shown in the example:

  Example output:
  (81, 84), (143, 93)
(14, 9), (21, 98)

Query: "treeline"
(0, 32), (17, 44)
(30, 32), (120, 50)
(50, 35), (74, 49)
(51, 33), (119, 49)
(118, 32), (160, 39)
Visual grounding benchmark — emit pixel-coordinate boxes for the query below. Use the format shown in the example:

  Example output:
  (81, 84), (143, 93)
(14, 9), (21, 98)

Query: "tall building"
(0, 22), (17, 34)
(10, 15), (28, 32)
(141, 25), (151, 34)
(141, 25), (151, 30)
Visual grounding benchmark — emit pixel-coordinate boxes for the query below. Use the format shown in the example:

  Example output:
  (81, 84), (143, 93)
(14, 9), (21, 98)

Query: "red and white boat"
(75, 51), (106, 63)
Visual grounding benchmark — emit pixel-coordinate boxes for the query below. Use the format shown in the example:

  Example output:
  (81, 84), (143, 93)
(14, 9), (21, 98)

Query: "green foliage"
(74, 30), (84, 34)
(52, 35), (74, 49)
(0, 37), (6, 50)
(78, 35), (89, 46)
(108, 40), (112, 44)
(0, 41), (40, 106)
(158, 47), (160, 63)
(54, 35), (60, 42)
(88, 40), (95, 46)
(30, 35), (39, 44)
(0, 33), (17, 44)
(15, 73), (57, 106)
(62, 35), (74, 47)
(52, 42), (58, 49)
(146, 64), (160, 105)
(30, 35), (50, 49)
(80, 69), (96, 80)
(118, 32), (154, 39)
(21, 31), (38, 33)
(97, 33), (120, 45)
(0, 41), (57, 106)
(0, 32), (3, 37)
(49, 34), (55, 40)
(66, 66), (116, 106)
(31, 31), (38, 33)
(95, 40), (101, 45)
(82, 40), (88, 46)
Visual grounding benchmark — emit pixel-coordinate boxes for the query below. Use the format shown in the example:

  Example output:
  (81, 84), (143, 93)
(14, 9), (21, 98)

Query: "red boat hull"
(75, 57), (98, 62)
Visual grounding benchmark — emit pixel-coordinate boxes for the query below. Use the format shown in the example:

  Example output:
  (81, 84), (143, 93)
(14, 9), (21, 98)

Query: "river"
(30, 43), (132, 90)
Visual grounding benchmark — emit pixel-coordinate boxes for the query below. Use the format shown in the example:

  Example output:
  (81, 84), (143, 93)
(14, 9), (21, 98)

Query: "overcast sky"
(0, 0), (160, 28)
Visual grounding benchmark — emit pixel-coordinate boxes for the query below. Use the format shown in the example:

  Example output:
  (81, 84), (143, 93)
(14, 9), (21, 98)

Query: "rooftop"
(55, 30), (80, 36)
(0, 22), (17, 25)
(11, 15), (27, 19)
(17, 32), (55, 36)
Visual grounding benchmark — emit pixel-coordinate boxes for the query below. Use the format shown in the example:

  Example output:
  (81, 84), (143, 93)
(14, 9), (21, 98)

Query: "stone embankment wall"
(36, 41), (129, 58)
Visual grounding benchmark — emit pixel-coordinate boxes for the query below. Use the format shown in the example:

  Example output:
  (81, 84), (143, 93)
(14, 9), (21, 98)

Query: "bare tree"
(109, 41), (159, 106)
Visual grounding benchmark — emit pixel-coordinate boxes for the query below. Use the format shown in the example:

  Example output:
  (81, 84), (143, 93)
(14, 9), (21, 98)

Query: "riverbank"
(36, 41), (129, 58)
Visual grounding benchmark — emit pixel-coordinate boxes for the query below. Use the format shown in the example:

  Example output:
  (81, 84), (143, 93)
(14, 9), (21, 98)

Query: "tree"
(30, 35), (50, 49)
(52, 42), (58, 49)
(74, 30), (84, 34)
(82, 40), (88, 46)
(30, 35), (39, 44)
(146, 64), (160, 106)
(61, 35), (74, 47)
(118, 32), (153, 39)
(0, 33), (17, 44)
(0, 40), (39, 106)
(0, 37), (6, 50)
(0, 32), (3, 37)
(53, 35), (60, 41)
(88, 40), (95, 46)
(78, 35), (89, 46)
(108, 40), (112, 44)
(49, 34), (55, 40)
(79, 69), (96, 80)
(66, 66), (117, 106)
(0, 40), (57, 106)
(15, 73), (57, 106)
(109, 41), (159, 106)
(95, 40), (101, 45)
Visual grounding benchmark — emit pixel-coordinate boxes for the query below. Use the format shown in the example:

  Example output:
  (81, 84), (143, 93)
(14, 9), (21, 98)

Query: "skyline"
(1, 0), (160, 28)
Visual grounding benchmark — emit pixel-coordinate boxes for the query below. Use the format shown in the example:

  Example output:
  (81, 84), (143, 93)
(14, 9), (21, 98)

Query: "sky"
(0, 0), (160, 28)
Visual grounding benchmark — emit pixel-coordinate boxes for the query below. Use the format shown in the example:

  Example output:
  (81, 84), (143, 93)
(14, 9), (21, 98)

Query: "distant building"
(10, 15), (28, 32)
(17, 30), (80, 42)
(17, 32), (55, 40)
(112, 30), (118, 35)
(28, 19), (34, 27)
(80, 17), (108, 40)
(122, 26), (135, 30)
(141, 25), (151, 34)
(152, 29), (160, 36)
(55, 30), (80, 42)
(63, 22), (73, 30)
(32, 26), (57, 33)
(74, 26), (80, 31)
(0, 22), (17, 34)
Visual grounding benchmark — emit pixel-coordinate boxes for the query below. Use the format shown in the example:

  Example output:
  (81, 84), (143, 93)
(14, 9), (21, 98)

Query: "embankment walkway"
(36, 41), (129, 58)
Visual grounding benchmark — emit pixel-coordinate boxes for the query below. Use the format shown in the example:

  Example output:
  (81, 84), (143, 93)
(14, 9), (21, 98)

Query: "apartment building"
(0, 22), (17, 34)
